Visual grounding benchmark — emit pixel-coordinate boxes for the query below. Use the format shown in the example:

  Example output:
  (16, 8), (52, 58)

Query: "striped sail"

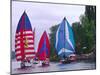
(55, 17), (75, 59)
(15, 11), (35, 61)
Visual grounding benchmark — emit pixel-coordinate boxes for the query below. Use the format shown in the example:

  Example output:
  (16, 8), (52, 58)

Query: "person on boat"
(63, 54), (66, 59)
(24, 57), (33, 67)
(21, 59), (26, 69)
(68, 54), (76, 61)
(35, 57), (39, 61)
(30, 58), (35, 67)
(42, 57), (50, 66)
(27, 58), (31, 63)
(45, 58), (50, 65)
(42, 60), (46, 66)
(37, 60), (42, 66)
(33, 57), (39, 64)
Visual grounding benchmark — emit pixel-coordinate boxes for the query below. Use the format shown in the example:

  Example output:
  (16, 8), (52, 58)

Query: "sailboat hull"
(60, 54), (77, 64)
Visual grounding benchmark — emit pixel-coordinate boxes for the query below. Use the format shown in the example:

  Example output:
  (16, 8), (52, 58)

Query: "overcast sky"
(12, 1), (85, 51)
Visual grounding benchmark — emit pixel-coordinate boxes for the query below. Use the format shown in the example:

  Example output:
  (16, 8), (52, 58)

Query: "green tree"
(80, 15), (95, 53)
(49, 25), (59, 61)
(85, 6), (96, 43)
(85, 6), (96, 23)
(72, 22), (83, 54)
(72, 6), (96, 54)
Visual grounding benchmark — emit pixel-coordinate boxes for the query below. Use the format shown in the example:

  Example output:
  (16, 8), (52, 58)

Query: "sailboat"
(37, 31), (50, 67)
(15, 11), (35, 68)
(55, 17), (76, 63)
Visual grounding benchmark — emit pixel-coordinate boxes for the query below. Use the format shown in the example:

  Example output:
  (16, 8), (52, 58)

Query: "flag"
(15, 11), (35, 61)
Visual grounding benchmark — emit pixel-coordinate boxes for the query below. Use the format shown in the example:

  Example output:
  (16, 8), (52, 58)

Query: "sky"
(12, 1), (85, 52)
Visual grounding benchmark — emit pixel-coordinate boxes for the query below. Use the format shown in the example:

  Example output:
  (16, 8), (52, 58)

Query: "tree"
(72, 22), (83, 54)
(72, 6), (96, 54)
(85, 6), (96, 23)
(80, 15), (95, 53)
(49, 25), (59, 61)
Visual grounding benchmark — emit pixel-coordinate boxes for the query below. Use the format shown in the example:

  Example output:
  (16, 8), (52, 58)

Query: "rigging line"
(64, 18), (66, 59)
(21, 13), (25, 60)
(24, 12), (28, 49)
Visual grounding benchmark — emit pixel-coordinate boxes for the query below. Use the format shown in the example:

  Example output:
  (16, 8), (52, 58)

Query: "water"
(11, 60), (96, 74)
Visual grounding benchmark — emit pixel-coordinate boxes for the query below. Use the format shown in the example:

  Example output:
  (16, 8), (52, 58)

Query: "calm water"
(11, 60), (96, 74)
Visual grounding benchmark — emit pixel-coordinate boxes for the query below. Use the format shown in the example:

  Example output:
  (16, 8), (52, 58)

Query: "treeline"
(49, 6), (96, 61)
(72, 6), (96, 54)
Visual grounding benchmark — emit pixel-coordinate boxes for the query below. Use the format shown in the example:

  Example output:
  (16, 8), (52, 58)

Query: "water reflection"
(12, 60), (96, 74)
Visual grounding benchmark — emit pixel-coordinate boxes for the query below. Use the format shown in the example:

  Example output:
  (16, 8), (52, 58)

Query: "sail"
(37, 31), (50, 61)
(15, 11), (35, 61)
(55, 17), (75, 59)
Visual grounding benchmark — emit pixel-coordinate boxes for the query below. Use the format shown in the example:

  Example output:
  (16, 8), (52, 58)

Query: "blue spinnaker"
(55, 17), (75, 59)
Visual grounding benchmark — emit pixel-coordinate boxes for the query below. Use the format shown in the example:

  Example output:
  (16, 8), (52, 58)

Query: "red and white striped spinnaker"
(15, 11), (35, 61)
